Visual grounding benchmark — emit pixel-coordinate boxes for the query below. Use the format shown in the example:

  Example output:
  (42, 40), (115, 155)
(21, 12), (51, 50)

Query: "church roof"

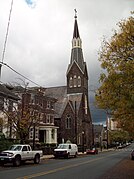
(45, 86), (83, 118)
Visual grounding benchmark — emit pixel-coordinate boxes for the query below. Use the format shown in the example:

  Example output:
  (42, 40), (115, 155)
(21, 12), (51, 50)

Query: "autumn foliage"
(96, 15), (134, 138)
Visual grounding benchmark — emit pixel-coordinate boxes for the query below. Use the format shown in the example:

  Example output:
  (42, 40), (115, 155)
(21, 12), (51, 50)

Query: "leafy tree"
(109, 130), (130, 144)
(0, 83), (41, 144)
(3, 95), (40, 144)
(96, 14), (134, 138)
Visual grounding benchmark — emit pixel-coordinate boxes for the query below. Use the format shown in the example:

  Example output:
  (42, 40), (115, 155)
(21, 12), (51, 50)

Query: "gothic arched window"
(66, 115), (71, 129)
(78, 76), (81, 87)
(69, 77), (73, 88)
(73, 75), (77, 87)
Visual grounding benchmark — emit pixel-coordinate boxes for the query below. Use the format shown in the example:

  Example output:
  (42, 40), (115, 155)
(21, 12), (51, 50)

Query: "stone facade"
(45, 14), (93, 148)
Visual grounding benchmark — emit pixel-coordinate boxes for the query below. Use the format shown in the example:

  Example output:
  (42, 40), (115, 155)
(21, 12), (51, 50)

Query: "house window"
(78, 76), (81, 87)
(50, 115), (54, 124)
(40, 113), (44, 121)
(46, 114), (50, 123)
(66, 115), (71, 129)
(51, 129), (55, 139)
(73, 75), (77, 87)
(69, 77), (73, 88)
(31, 94), (35, 104)
(47, 101), (50, 109)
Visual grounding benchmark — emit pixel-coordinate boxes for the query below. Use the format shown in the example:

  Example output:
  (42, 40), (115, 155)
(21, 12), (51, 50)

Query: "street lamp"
(82, 131), (84, 153)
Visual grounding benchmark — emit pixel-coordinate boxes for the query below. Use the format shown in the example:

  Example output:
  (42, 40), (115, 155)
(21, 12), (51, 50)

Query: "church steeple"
(72, 10), (82, 49)
(66, 10), (89, 95)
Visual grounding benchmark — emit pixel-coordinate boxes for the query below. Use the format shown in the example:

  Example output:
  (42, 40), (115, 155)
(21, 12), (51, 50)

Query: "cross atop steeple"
(74, 9), (77, 19)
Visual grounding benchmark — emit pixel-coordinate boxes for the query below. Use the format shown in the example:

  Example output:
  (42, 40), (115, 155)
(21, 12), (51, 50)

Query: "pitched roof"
(45, 86), (83, 118)
(0, 84), (19, 101)
(45, 86), (67, 118)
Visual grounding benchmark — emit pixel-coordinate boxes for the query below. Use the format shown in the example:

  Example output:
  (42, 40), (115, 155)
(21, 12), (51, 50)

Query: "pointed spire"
(73, 9), (80, 38)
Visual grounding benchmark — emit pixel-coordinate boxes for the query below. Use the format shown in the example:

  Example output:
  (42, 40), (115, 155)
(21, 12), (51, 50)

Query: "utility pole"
(33, 122), (36, 150)
(82, 131), (84, 153)
(0, 0), (14, 79)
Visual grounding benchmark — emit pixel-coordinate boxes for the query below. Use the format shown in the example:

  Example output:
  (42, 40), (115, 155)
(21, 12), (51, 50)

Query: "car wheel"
(131, 156), (134, 160)
(65, 153), (70, 159)
(74, 152), (78, 158)
(13, 155), (21, 167)
(34, 154), (40, 164)
(0, 163), (4, 167)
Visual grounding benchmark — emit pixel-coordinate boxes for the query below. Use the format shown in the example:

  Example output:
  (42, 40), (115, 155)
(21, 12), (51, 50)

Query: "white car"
(54, 143), (78, 158)
(0, 144), (43, 166)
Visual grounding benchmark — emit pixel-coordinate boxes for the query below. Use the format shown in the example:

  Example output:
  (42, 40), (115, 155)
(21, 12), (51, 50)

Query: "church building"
(45, 12), (93, 148)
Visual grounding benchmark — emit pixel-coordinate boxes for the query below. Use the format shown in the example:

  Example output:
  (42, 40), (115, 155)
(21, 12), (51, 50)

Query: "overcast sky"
(0, 0), (133, 89)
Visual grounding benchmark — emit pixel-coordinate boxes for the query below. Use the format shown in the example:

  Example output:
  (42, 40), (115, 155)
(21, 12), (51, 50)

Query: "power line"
(0, 0), (41, 87)
(1, 0), (14, 63)
(0, 62), (41, 87)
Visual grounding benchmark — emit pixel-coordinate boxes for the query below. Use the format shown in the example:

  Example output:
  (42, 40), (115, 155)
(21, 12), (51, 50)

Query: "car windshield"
(8, 145), (22, 151)
(57, 144), (68, 149)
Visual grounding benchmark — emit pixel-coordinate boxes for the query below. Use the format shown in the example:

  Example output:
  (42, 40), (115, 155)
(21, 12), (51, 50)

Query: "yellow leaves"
(99, 16), (134, 73)
(96, 15), (134, 136)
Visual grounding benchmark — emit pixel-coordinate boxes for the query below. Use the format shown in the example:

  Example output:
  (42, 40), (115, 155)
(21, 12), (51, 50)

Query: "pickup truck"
(0, 144), (43, 166)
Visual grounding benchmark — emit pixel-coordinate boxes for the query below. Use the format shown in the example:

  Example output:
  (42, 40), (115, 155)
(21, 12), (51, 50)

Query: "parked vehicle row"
(0, 143), (133, 167)
(117, 142), (131, 149)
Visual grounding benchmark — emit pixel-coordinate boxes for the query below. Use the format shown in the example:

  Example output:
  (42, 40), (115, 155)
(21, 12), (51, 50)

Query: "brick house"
(45, 13), (93, 148)
(14, 86), (58, 145)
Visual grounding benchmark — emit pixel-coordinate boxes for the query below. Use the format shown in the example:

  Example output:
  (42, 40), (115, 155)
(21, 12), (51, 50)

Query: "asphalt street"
(0, 144), (134, 179)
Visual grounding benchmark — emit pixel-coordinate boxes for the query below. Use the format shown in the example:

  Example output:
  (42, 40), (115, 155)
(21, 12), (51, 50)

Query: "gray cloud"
(0, 0), (133, 88)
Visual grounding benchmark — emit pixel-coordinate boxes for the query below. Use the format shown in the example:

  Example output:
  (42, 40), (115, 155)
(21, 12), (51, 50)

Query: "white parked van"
(53, 143), (78, 158)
